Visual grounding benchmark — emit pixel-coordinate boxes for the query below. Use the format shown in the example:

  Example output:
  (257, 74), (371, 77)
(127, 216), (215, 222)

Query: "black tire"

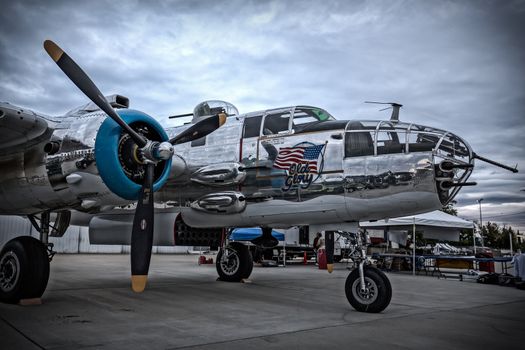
(345, 266), (392, 313)
(0, 236), (50, 303)
(216, 242), (253, 282)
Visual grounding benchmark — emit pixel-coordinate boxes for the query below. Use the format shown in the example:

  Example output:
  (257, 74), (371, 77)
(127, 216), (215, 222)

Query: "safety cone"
(303, 251), (308, 265)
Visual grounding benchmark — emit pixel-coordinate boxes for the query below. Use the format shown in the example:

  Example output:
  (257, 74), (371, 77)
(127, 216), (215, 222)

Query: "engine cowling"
(94, 109), (172, 200)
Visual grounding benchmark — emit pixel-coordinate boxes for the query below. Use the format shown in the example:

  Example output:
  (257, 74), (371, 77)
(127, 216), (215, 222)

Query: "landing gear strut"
(216, 242), (253, 282)
(250, 227), (278, 248)
(345, 264), (391, 313)
(344, 230), (392, 313)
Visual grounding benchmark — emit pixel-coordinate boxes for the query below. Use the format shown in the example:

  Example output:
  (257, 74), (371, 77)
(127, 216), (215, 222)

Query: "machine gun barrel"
(473, 153), (518, 173)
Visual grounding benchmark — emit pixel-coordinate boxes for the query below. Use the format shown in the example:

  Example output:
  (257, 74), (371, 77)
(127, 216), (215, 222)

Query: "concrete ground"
(0, 254), (523, 350)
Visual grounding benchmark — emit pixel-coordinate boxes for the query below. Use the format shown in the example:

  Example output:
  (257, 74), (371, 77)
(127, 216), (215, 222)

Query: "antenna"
(365, 101), (403, 121)
(168, 112), (194, 119)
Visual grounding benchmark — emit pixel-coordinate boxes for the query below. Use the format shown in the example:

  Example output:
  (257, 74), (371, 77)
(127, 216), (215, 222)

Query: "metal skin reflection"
(0, 41), (517, 311)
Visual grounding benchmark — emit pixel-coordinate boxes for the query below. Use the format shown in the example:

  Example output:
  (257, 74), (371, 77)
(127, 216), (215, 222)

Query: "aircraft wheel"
(0, 236), (50, 303)
(216, 242), (253, 282)
(345, 266), (391, 313)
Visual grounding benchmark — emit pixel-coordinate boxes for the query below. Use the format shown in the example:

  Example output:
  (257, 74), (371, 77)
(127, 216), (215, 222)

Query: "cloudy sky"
(1, 0), (524, 232)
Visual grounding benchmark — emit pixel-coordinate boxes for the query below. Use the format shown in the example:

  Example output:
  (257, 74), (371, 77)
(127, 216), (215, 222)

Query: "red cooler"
(476, 251), (495, 273)
(318, 249), (327, 270)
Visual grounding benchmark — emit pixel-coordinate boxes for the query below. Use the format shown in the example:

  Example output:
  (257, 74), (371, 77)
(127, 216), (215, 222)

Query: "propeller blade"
(325, 231), (334, 273)
(169, 113), (227, 145)
(43, 40), (147, 148)
(130, 163), (155, 292)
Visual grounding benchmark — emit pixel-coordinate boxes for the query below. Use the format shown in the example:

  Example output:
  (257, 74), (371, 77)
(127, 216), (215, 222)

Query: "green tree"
(480, 221), (522, 249)
(459, 229), (474, 246)
(481, 222), (501, 248)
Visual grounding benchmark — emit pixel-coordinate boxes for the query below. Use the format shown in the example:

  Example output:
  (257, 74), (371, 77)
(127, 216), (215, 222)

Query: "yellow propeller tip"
(131, 275), (148, 293)
(218, 113), (227, 126)
(43, 40), (63, 62)
(327, 264), (334, 273)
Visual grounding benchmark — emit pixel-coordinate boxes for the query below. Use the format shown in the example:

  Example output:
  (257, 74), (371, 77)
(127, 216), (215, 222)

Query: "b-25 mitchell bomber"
(0, 40), (518, 312)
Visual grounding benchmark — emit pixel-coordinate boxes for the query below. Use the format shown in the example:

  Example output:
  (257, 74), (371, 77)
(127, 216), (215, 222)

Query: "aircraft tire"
(216, 242), (253, 282)
(345, 266), (391, 313)
(241, 246), (254, 279)
(0, 236), (50, 303)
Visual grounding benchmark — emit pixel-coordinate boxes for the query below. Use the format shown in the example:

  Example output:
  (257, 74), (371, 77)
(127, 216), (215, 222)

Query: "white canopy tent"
(361, 210), (474, 230)
(361, 210), (474, 243)
(361, 210), (475, 275)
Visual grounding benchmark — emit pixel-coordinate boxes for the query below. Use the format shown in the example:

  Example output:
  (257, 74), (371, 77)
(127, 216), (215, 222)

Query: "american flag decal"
(273, 144), (325, 173)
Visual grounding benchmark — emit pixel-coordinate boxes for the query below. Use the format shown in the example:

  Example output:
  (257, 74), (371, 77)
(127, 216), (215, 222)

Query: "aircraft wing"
(0, 102), (53, 155)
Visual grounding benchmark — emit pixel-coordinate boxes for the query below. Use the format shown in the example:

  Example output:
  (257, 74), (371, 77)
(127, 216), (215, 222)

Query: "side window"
(376, 130), (403, 155)
(243, 115), (262, 138)
(345, 121), (374, 157)
(407, 132), (436, 152)
(263, 112), (290, 135)
(345, 132), (374, 157)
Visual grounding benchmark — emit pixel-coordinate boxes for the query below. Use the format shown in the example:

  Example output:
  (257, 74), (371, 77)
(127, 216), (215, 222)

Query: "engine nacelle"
(94, 109), (172, 200)
(0, 107), (172, 214)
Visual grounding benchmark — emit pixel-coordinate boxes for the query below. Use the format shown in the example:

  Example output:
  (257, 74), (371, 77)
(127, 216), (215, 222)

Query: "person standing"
(313, 232), (322, 263)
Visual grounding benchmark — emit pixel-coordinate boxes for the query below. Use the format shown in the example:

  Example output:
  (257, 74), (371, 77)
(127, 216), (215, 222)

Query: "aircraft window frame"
(242, 115), (263, 138)
(262, 111), (292, 135)
(374, 121), (404, 155)
(342, 120), (473, 159)
(344, 122), (375, 157)
(291, 107), (335, 131)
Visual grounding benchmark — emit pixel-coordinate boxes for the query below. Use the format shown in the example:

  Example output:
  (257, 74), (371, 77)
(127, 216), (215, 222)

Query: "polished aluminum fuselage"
(0, 103), (473, 228)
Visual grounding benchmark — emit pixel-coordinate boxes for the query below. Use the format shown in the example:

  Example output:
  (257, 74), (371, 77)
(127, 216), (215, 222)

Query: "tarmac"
(0, 254), (524, 350)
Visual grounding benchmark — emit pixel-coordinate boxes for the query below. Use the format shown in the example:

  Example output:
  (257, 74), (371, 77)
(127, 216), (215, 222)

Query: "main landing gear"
(216, 242), (253, 282)
(0, 211), (59, 304)
(0, 236), (50, 303)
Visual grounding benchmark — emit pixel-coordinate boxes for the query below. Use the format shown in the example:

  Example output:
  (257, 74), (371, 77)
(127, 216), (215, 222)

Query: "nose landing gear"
(344, 231), (392, 313)
(345, 265), (391, 313)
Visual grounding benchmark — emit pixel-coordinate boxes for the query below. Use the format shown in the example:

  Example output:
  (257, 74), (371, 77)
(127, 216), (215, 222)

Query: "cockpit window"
(292, 107), (335, 131)
(263, 112), (291, 135)
(243, 115), (262, 138)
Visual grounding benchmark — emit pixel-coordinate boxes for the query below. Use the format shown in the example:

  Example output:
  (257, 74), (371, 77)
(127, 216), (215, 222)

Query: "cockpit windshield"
(293, 107), (334, 125)
(292, 106), (335, 132)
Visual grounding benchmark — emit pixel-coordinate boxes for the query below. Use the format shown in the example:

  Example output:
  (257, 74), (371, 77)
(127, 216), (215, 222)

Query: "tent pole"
(473, 223), (476, 255)
(412, 217), (416, 276)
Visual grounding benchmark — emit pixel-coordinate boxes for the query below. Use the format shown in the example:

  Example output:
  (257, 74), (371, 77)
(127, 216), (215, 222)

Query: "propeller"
(44, 40), (147, 148)
(44, 40), (226, 292)
(169, 112), (227, 145)
(130, 162), (155, 292)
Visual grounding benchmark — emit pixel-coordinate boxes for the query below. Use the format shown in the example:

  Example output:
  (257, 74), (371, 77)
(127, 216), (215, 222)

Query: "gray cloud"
(1, 0), (524, 230)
